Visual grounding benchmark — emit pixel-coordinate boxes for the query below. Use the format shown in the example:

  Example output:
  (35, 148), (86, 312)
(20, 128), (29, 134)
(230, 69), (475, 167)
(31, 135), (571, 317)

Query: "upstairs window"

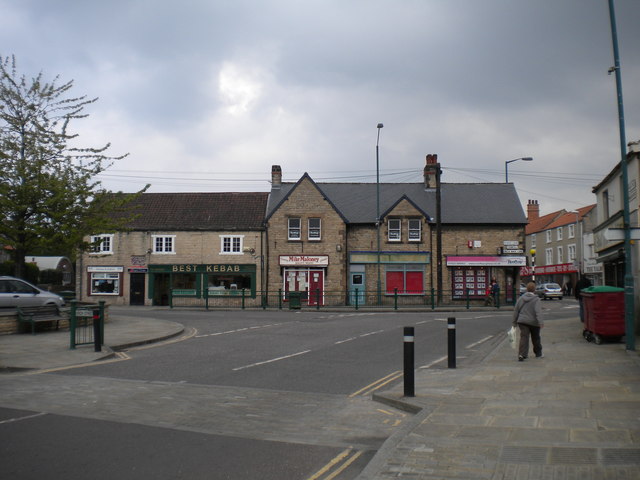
(221, 235), (243, 254)
(531, 233), (537, 248)
(90, 234), (113, 254)
(408, 219), (421, 241)
(308, 218), (321, 240)
(288, 218), (301, 240)
(153, 235), (175, 254)
(546, 230), (552, 243)
(557, 246), (563, 263)
(556, 227), (563, 241)
(388, 219), (401, 241)
(568, 224), (575, 238)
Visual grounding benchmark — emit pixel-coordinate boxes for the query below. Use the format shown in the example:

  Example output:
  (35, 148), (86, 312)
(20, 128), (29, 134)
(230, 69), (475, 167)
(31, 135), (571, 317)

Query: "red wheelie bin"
(581, 286), (625, 344)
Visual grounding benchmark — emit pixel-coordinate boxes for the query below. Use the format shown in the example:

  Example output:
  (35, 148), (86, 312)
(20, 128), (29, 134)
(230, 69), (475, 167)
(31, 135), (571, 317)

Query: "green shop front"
(149, 263), (257, 306)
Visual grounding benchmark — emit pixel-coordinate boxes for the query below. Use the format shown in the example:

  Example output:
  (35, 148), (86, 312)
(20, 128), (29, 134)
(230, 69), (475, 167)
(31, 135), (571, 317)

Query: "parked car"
(519, 283), (527, 295)
(0, 276), (65, 308)
(535, 282), (563, 300)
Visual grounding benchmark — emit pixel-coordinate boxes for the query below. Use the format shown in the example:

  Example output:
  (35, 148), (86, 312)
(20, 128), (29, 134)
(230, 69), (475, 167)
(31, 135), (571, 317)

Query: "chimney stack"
(271, 165), (282, 189)
(424, 154), (439, 189)
(527, 199), (540, 221)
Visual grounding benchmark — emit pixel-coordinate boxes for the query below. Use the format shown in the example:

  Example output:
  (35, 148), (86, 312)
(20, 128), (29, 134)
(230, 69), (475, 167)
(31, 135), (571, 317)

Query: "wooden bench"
(16, 305), (65, 335)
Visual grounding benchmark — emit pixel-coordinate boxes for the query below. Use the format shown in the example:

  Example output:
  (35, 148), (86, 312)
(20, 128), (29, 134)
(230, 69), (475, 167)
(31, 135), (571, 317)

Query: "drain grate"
(500, 446), (547, 464)
(550, 447), (597, 465)
(602, 448), (640, 465)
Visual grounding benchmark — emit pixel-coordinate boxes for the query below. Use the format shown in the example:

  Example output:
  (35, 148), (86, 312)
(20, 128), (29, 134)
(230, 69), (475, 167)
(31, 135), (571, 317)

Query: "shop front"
(149, 263), (257, 306)
(349, 251), (431, 305)
(447, 255), (526, 303)
(279, 255), (328, 306)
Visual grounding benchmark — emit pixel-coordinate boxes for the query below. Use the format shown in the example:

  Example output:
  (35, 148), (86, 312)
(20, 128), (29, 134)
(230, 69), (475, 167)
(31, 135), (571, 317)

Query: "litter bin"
(288, 291), (302, 310)
(581, 286), (625, 344)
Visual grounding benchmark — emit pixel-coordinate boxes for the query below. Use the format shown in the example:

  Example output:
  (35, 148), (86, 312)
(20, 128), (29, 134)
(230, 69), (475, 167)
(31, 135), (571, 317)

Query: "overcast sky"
(2, 0), (639, 215)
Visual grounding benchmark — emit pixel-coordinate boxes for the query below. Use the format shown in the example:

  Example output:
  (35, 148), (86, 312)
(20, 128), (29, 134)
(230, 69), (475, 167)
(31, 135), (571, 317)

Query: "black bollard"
(93, 308), (102, 352)
(447, 317), (456, 368)
(404, 326), (415, 397)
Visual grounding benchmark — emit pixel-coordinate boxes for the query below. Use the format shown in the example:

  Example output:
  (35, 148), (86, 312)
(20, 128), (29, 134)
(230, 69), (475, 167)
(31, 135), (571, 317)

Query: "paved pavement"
(1, 310), (639, 479)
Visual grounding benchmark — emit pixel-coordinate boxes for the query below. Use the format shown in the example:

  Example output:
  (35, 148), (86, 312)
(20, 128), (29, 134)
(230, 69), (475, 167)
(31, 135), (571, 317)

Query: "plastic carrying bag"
(508, 325), (517, 349)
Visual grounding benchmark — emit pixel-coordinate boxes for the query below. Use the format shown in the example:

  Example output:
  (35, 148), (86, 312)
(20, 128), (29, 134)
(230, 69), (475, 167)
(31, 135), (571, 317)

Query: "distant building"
(522, 201), (599, 291)
(25, 256), (74, 285)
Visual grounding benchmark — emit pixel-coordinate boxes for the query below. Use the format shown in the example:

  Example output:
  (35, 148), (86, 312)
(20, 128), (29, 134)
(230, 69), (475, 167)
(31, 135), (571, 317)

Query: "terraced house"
(77, 193), (268, 306)
(264, 157), (528, 307)
(79, 158), (529, 308)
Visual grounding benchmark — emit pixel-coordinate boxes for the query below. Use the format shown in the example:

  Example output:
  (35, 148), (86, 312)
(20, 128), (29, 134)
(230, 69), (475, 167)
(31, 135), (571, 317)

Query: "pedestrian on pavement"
(513, 281), (543, 361)
(574, 275), (592, 323)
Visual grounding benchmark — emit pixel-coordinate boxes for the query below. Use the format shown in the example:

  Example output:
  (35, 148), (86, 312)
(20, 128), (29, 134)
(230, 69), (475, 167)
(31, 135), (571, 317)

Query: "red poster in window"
(405, 271), (423, 294)
(386, 271), (404, 294)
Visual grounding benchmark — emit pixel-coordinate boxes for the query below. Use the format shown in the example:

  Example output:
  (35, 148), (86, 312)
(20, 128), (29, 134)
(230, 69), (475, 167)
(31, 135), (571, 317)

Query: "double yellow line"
(306, 448), (364, 480)
(348, 370), (403, 398)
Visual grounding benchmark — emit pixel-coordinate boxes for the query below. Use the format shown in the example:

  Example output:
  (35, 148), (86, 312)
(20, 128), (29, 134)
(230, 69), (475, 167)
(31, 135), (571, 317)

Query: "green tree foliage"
(0, 55), (146, 278)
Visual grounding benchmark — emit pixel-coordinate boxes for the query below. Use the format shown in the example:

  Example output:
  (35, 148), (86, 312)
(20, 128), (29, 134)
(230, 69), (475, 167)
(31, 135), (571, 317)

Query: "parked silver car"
(535, 282), (563, 300)
(0, 276), (65, 308)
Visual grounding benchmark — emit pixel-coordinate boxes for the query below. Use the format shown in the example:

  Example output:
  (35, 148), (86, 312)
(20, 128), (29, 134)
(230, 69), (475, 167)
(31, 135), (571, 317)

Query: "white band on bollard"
(403, 336), (414, 342)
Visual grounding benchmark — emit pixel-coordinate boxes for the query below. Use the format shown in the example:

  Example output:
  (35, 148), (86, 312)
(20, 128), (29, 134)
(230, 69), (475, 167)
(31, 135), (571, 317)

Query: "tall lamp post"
(608, 0), (634, 351)
(376, 123), (383, 305)
(505, 157), (533, 183)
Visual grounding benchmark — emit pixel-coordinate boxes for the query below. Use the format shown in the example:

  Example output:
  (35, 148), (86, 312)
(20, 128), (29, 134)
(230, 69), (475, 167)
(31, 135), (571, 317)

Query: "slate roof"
(267, 178), (527, 225)
(120, 193), (269, 231)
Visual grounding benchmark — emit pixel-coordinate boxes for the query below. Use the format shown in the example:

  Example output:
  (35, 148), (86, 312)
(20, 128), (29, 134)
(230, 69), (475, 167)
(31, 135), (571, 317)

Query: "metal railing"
(167, 288), (515, 310)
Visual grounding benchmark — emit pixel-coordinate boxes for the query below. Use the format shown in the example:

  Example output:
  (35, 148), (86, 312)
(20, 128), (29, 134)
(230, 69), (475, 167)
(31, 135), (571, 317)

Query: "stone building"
(264, 157), (528, 306)
(77, 192), (268, 306)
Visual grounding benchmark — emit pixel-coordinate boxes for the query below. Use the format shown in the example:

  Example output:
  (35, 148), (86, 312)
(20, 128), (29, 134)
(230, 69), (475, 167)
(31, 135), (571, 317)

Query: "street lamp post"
(376, 123), (383, 305)
(505, 157), (533, 183)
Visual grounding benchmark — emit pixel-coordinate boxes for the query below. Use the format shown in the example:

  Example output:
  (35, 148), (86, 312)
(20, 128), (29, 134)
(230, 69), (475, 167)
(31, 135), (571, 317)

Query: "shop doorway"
(129, 273), (145, 305)
(349, 272), (366, 306)
(284, 268), (324, 306)
(153, 273), (170, 306)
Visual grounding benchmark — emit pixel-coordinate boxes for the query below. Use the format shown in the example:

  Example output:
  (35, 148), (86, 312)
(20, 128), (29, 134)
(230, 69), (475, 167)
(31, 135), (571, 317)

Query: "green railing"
(167, 288), (515, 310)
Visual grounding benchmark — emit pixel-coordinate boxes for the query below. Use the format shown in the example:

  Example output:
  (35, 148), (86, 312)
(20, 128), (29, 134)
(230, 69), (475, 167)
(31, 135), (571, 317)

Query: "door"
(308, 270), (324, 306)
(130, 273), (145, 305)
(349, 272), (366, 306)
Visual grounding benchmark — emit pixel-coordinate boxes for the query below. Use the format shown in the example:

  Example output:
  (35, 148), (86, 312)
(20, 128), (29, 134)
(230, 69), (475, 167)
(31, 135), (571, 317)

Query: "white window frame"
(556, 227), (563, 241)
(90, 272), (120, 295)
(531, 233), (536, 248)
(546, 230), (552, 243)
(568, 244), (576, 262)
(152, 235), (176, 254)
(308, 218), (321, 240)
(408, 219), (421, 242)
(220, 235), (244, 254)
(545, 248), (553, 265)
(568, 224), (575, 239)
(288, 218), (301, 240)
(557, 246), (563, 263)
(388, 219), (401, 242)
(90, 234), (114, 254)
